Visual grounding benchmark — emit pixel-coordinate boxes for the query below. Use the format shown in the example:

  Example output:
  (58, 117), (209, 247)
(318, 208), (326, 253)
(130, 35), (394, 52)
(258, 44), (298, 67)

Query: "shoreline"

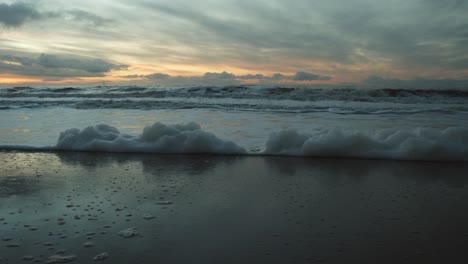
(1, 149), (467, 163)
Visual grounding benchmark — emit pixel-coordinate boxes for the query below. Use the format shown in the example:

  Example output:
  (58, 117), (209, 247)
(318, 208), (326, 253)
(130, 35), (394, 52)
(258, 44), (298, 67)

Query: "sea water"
(0, 85), (467, 161)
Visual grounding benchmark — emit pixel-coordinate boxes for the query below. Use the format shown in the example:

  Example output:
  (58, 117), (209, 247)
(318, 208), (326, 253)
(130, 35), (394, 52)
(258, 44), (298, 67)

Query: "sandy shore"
(1, 151), (468, 263)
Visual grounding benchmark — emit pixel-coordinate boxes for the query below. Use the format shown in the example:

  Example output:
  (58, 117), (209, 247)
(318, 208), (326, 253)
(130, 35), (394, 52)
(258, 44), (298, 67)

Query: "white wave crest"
(263, 127), (468, 161)
(56, 122), (246, 154)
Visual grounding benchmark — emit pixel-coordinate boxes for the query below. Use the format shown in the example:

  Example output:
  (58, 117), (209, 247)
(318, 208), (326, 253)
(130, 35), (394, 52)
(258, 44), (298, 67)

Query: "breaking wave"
(1, 122), (467, 161)
(1, 85), (468, 101)
(1, 85), (467, 115)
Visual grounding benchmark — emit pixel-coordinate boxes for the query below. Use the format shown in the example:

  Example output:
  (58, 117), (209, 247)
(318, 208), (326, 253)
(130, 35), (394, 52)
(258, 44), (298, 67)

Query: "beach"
(2, 151), (468, 263)
(2, 1), (468, 263)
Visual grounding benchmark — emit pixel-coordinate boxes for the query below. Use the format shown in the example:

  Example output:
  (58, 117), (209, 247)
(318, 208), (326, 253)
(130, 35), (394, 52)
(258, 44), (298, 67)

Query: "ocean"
(1, 85), (467, 161)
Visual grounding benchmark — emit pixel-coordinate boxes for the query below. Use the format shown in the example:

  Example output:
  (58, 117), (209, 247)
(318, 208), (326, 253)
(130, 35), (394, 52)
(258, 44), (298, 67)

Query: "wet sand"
(1, 151), (468, 263)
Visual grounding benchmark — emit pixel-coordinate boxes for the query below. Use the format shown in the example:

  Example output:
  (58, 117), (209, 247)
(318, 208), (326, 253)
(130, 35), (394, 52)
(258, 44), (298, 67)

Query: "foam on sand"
(0, 122), (467, 161)
(46, 254), (77, 263)
(93, 252), (110, 261)
(117, 227), (139, 238)
(263, 127), (468, 161)
(56, 122), (246, 154)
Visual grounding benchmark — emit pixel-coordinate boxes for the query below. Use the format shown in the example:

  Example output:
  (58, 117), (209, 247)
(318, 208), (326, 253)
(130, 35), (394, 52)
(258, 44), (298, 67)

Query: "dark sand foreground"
(1, 151), (468, 263)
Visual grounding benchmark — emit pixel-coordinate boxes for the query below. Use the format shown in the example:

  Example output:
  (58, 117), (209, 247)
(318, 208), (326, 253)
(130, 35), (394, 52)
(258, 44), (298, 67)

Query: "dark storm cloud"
(0, 51), (128, 78)
(0, 2), (41, 27)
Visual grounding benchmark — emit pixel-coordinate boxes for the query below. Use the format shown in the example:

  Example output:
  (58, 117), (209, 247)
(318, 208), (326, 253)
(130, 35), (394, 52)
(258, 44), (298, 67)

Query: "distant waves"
(2, 85), (468, 102)
(1, 85), (467, 114)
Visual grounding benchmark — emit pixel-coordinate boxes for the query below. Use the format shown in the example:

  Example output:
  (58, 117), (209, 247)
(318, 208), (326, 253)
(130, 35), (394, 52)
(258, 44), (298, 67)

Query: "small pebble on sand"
(46, 254), (77, 264)
(93, 252), (109, 261)
(118, 227), (139, 238)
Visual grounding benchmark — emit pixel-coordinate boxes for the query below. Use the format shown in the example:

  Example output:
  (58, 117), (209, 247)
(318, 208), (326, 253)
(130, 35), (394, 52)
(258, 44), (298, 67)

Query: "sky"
(0, 0), (468, 86)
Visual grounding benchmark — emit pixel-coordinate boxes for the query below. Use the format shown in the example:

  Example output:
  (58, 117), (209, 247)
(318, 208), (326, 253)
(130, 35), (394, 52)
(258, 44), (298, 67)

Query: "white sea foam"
(263, 127), (468, 161)
(55, 122), (246, 154)
(0, 122), (467, 161)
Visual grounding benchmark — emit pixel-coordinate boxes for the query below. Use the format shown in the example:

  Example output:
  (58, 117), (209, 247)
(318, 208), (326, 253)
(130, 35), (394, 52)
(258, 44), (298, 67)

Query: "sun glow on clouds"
(0, 74), (39, 84)
(0, 0), (467, 85)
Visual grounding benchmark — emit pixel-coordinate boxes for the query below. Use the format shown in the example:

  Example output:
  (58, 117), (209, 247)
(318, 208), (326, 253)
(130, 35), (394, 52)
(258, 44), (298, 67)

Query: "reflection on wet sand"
(0, 177), (41, 198)
(55, 151), (241, 176)
(265, 156), (468, 187)
(1, 151), (468, 263)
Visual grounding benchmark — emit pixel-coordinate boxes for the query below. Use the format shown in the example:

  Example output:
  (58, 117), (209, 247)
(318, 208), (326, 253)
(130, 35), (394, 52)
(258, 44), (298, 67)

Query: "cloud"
(65, 9), (114, 26)
(122, 74), (141, 79)
(37, 54), (126, 72)
(327, 0), (468, 71)
(238, 74), (265, 80)
(0, 51), (128, 79)
(133, 0), (468, 77)
(0, 54), (35, 65)
(143, 1), (356, 65)
(203, 71), (235, 80)
(364, 75), (468, 89)
(146, 73), (170, 79)
(0, 2), (41, 27)
(123, 71), (238, 85)
(3, 0), (468, 82)
(121, 73), (171, 79)
(0, 3), (113, 29)
(120, 71), (331, 85)
(293, 72), (331, 81)
(271, 73), (285, 80)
